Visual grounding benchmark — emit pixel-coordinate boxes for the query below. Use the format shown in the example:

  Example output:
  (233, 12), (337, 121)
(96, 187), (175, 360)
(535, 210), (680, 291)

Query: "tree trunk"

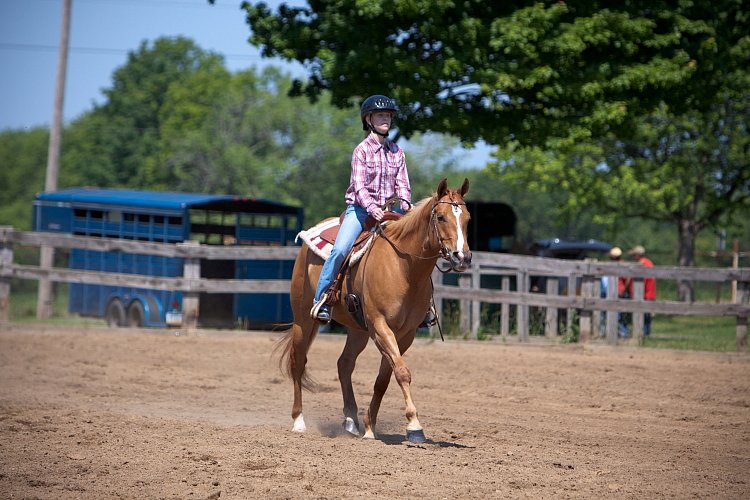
(677, 217), (697, 302)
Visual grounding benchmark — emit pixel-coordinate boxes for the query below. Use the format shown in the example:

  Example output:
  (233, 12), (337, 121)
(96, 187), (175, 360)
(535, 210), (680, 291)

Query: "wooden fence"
(433, 252), (750, 350)
(1, 226), (748, 351)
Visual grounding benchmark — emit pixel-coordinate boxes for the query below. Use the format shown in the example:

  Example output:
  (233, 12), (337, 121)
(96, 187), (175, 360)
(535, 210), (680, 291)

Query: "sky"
(0, 0), (491, 167)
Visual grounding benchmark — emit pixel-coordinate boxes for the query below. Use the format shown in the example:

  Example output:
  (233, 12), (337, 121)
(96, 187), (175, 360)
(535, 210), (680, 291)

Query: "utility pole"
(37, 0), (72, 319)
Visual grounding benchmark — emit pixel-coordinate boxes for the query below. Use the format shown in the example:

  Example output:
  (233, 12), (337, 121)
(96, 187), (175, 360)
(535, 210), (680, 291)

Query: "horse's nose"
(452, 251), (471, 266)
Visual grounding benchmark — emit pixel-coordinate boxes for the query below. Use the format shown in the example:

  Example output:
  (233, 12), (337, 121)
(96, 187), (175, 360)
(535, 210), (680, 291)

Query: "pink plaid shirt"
(344, 134), (411, 213)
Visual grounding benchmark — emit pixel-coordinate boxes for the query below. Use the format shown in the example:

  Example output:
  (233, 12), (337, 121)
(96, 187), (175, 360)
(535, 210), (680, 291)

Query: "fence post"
(592, 279), (602, 339)
(736, 280), (749, 352)
(500, 275), (510, 337)
(545, 277), (559, 339)
(179, 241), (201, 330)
(0, 227), (13, 326)
(37, 246), (55, 320)
(566, 274), (576, 334)
(632, 278), (645, 343)
(605, 274), (619, 345)
(731, 239), (739, 304)
(459, 273), (472, 337)
(517, 270), (529, 341)
(471, 266), (481, 339)
(578, 275), (594, 342)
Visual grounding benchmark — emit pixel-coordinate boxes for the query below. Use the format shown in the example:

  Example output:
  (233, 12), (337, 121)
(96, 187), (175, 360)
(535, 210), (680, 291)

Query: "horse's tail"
(273, 324), (318, 392)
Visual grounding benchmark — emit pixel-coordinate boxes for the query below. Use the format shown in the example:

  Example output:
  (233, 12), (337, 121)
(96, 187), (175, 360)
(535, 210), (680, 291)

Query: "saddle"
(319, 211), (403, 329)
(319, 211), (402, 252)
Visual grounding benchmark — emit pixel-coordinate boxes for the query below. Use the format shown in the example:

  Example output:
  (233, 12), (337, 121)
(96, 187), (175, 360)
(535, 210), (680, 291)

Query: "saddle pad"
(295, 217), (339, 260)
(295, 217), (374, 265)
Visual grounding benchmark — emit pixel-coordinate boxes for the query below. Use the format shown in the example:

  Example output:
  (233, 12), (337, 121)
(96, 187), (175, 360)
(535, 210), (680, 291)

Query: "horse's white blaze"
(292, 413), (306, 433)
(451, 204), (465, 257)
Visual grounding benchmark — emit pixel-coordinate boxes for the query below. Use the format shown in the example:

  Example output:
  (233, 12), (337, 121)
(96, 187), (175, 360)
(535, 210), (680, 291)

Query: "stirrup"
(310, 294), (331, 323)
(316, 305), (331, 323)
(419, 304), (438, 328)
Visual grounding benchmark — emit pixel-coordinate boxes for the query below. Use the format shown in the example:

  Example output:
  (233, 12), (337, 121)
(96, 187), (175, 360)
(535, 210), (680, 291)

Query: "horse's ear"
(437, 178), (448, 198)
(459, 177), (470, 197)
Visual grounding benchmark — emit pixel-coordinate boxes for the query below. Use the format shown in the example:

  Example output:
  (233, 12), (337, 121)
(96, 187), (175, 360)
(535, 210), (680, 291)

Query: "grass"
(642, 315), (739, 352)
(8, 283), (106, 327)
(435, 299), (742, 352)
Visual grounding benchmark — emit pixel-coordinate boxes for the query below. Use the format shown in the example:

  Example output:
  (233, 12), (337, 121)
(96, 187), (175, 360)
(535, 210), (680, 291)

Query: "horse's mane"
(385, 194), (435, 240)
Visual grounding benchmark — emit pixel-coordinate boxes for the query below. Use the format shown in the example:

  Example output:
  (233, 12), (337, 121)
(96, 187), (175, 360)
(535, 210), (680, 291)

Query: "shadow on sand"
(377, 433), (475, 449)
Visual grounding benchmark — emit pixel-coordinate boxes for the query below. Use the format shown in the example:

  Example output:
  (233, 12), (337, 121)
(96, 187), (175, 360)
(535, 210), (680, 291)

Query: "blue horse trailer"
(33, 187), (303, 329)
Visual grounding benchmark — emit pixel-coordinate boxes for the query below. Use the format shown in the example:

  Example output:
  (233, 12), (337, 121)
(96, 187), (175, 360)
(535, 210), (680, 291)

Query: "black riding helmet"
(360, 94), (398, 132)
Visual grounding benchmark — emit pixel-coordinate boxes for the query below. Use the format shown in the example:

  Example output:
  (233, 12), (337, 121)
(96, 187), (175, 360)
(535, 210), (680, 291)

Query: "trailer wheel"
(127, 300), (145, 328)
(105, 299), (126, 327)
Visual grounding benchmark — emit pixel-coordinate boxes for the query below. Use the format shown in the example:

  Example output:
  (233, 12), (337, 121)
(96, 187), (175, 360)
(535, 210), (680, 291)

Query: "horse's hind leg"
(338, 331), (369, 436)
(283, 246), (323, 433)
(287, 319), (318, 433)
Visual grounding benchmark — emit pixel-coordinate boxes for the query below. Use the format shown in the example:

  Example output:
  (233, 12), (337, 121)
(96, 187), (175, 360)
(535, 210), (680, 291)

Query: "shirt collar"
(366, 133), (396, 152)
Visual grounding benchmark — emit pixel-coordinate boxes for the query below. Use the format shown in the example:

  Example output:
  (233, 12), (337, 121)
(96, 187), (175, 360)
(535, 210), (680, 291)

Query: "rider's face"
(369, 111), (393, 133)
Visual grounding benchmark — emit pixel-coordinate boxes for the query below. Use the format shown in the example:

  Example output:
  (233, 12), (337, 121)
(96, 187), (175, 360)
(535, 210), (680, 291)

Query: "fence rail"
(431, 251), (749, 350)
(1, 227), (748, 351)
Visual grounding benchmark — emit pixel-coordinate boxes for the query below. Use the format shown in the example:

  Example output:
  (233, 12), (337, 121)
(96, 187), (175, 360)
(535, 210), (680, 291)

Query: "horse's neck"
(385, 205), (440, 274)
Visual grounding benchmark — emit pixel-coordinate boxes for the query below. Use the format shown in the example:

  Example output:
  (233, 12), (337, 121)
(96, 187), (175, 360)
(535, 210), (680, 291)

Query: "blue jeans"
(314, 205), (369, 302)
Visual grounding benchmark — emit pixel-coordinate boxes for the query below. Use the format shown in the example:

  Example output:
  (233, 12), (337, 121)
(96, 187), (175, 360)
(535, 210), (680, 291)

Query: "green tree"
(240, 1), (744, 144)
(0, 128), (49, 229)
(240, 1), (749, 283)
(496, 95), (749, 300)
(61, 36), (229, 189)
(54, 35), (379, 225)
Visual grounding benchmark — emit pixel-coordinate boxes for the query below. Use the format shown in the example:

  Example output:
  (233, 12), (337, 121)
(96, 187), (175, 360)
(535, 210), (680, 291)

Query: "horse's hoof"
(406, 429), (426, 443)
(292, 414), (306, 433)
(343, 417), (359, 436)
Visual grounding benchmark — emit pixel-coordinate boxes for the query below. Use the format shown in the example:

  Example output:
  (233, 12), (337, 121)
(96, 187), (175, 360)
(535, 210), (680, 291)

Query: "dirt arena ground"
(1, 325), (748, 499)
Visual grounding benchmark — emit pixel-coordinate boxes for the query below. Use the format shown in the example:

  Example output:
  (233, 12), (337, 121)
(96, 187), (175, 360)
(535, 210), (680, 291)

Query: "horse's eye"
(436, 215), (446, 222)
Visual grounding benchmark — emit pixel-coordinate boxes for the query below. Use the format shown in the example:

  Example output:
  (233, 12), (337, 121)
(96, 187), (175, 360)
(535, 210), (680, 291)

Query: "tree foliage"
(4, 36), (384, 225)
(0, 128), (49, 230)
(241, 1), (746, 146)
(241, 0), (750, 283)
(60, 37), (230, 190)
(494, 93), (749, 299)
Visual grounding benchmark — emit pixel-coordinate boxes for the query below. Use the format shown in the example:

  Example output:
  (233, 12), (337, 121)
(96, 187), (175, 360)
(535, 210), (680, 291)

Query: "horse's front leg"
(338, 331), (369, 436)
(370, 326), (424, 443)
(362, 355), (392, 440)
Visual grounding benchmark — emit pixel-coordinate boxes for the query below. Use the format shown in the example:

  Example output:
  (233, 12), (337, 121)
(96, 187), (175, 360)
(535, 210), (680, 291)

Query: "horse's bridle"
(430, 199), (467, 265)
(373, 196), (467, 268)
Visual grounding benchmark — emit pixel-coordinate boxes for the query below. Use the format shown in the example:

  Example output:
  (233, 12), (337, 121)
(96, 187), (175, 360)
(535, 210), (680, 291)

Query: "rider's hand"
(370, 207), (385, 221)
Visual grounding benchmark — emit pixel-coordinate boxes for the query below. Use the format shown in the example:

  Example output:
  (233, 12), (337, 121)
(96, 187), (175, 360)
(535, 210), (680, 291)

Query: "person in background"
(601, 246), (630, 337)
(628, 245), (656, 336)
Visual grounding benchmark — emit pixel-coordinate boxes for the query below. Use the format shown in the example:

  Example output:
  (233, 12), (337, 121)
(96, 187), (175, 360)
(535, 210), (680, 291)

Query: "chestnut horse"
(277, 178), (471, 442)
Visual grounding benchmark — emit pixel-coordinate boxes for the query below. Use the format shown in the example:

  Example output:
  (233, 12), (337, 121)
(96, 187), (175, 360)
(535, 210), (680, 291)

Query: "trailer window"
(189, 209), (237, 245)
